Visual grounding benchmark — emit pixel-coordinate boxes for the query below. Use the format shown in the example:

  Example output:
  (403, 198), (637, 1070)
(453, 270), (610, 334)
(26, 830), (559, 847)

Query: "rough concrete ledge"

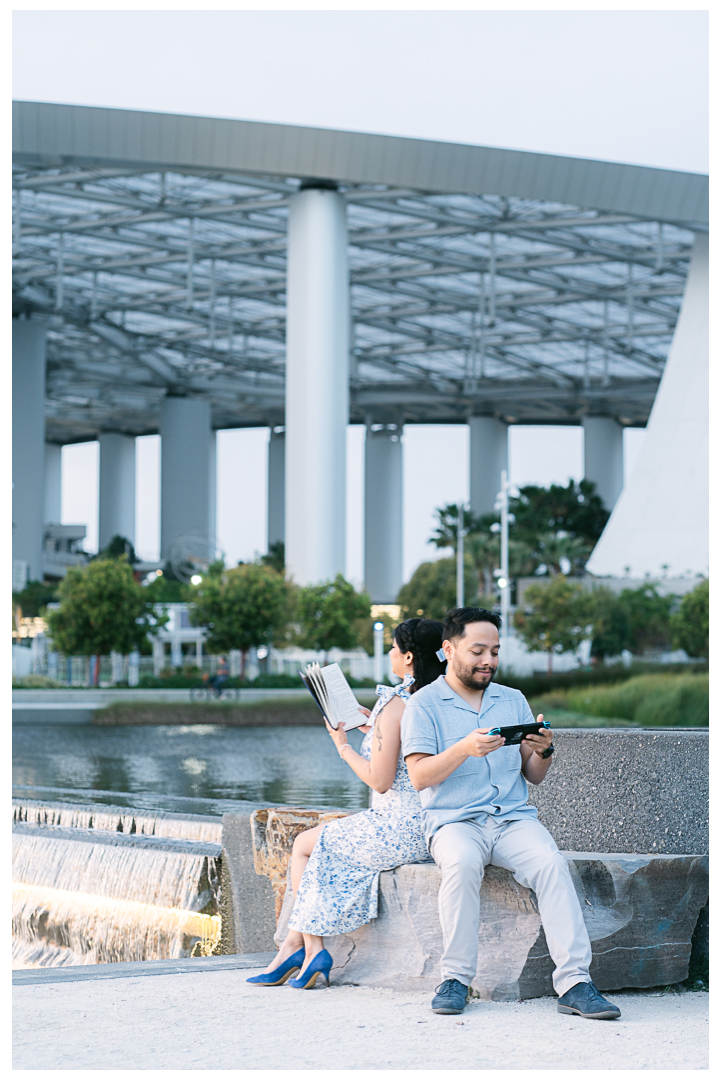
(220, 809), (278, 955)
(527, 729), (708, 856)
(12, 952), (275, 987)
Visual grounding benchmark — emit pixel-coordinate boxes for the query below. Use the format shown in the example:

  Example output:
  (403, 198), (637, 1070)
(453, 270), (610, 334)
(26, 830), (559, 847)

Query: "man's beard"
(454, 658), (497, 691)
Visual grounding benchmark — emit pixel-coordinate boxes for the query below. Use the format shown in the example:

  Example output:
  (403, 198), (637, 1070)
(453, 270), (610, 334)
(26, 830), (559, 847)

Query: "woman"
(247, 618), (445, 990)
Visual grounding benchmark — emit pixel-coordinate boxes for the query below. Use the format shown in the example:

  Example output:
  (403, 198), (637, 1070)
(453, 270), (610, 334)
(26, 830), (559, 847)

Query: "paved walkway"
(13, 956), (708, 1070)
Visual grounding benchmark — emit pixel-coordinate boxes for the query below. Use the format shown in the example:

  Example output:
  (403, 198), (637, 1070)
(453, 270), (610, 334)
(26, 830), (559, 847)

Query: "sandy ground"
(13, 963), (708, 1071)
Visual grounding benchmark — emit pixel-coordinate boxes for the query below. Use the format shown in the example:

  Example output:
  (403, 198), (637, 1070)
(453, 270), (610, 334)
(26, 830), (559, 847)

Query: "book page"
(303, 663), (332, 723)
(300, 668), (329, 721)
(320, 663), (365, 731)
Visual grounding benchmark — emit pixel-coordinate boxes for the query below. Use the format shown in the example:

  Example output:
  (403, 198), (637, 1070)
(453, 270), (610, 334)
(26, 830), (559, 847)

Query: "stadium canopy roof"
(13, 101), (709, 444)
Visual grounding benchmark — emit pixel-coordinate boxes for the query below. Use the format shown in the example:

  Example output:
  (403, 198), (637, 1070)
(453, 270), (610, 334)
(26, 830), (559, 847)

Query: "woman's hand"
(325, 719), (349, 754)
(357, 706), (372, 733)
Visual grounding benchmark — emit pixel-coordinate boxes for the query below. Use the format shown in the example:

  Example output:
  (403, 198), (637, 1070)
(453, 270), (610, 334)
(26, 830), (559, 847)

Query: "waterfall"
(12, 802), (223, 970)
(12, 799), (223, 844)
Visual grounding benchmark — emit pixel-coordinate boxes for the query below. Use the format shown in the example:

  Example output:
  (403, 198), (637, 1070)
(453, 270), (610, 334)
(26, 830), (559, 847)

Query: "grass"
(92, 694), (378, 726)
(497, 661), (707, 700)
(529, 704), (638, 728)
(529, 672), (708, 728)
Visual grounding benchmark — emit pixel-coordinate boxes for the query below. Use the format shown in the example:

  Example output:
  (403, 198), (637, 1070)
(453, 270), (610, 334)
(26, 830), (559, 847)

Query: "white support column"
(208, 428), (217, 548)
(44, 443), (62, 525)
(98, 432), (136, 550)
(267, 426), (285, 549)
(12, 319), (47, 584)
(469, 416), (508, 518)
(160, 397), (213, 561)
(587, 233), (708, 578)
(582, 417), (624, 510)
(285, 185), (349, 584)
(364, 424), (403, 603)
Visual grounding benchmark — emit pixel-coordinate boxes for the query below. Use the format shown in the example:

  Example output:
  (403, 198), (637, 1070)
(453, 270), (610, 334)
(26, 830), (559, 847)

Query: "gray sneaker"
(557, 980), (621, 1020)
(431, 979), (469, 1014)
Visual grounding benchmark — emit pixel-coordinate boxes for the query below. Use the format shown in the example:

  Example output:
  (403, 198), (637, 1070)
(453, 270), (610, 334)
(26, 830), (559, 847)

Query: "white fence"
(14, 630), (693, 686)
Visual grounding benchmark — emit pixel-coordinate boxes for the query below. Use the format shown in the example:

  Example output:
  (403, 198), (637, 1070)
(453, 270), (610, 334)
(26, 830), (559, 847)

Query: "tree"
(143, 572), (189, 603)
(430, 503), (484, 552)
(189, 563), (291, 675)
(396, 556), (482, 621)
(513, 575), (592, 673)
(587, 587), (632, 661)
(12, 579), (59, 619)
(430, 481), (607, 588)
(260, 541), (285, 575)
(618, 583), (674, 655)
(296, 574), (371, 656)
(97, 534), (138, 564)
(510, 479), (609, 548)
(532, 532), (593, 577)
(670, 579), (709, 659)
(430, 504), (499, 601)
(465, 532), (500, 599)
(46, 559), (164, 685)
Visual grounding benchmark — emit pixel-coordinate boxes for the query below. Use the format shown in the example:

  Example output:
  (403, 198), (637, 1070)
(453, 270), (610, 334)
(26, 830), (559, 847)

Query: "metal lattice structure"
(12, 103), (705, 443)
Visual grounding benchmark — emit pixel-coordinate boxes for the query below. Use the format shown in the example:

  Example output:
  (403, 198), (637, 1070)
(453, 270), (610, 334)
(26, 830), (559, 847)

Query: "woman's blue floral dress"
(287, 675), (432, 937)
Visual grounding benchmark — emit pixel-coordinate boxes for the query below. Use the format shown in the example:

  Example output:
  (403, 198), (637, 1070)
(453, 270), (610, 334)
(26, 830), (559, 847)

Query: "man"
(402, 606), (620, 1020)
(211, 656), (229, 696)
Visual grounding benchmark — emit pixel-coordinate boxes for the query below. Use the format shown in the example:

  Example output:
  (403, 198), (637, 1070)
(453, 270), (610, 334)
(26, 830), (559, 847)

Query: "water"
(12, 723), (369, 969)
(13, 799), (223, 843)
(12, 821), (222, 969)
(13, 723), (370, 815)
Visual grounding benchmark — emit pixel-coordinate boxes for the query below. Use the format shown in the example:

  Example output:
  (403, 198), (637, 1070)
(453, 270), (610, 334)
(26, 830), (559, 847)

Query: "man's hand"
(406, 726), (504, 791)
(523, 716), (553, 757)
(521, 715), (554, 785)
(461, 728), (505, 758)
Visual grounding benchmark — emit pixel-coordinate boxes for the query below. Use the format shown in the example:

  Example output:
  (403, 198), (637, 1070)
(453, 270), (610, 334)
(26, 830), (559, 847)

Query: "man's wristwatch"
(539, 744), (555, 760)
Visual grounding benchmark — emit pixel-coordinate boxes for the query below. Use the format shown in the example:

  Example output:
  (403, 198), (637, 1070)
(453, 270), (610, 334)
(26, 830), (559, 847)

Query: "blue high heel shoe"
(246, 947), (305, 986)
(287, 949), (333, 989)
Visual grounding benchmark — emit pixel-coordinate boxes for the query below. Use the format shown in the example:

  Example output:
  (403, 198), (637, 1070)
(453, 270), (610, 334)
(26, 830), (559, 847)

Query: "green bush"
(566, 674), (708, 727)
(12, 674), (64, 689)
(251, 672), (376, 689)
(136, 669), (377, 690)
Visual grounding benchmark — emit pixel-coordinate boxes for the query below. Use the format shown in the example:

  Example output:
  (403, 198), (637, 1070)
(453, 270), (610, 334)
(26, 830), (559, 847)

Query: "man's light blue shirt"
(401, 675), (539, 843)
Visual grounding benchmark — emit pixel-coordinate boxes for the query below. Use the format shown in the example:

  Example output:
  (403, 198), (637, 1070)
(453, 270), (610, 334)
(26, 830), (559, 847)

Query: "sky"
(12, 9), (708, 173)
(20, 7), (706, 584)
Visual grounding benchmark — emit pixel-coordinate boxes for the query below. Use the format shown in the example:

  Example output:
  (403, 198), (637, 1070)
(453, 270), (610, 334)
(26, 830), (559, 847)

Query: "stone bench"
(220, 730), (709, 994)
(272, 850), (707, 999)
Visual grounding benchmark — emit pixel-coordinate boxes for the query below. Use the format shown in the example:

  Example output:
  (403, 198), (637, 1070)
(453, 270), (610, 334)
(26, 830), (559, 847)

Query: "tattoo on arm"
(374, 715), (383, 752)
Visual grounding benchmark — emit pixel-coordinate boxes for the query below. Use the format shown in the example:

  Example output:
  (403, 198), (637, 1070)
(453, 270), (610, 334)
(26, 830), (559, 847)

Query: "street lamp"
(373, 621), (385, 683)
(456, 504), (466, 608)
(498, 469), (510, 664)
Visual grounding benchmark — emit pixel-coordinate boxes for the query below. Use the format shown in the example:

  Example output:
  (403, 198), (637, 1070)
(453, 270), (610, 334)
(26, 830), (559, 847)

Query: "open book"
(299, 662), (367, 731)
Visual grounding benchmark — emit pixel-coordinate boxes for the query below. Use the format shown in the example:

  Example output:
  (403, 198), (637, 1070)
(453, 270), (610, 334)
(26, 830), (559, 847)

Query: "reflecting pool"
(12, 724), (370, 816)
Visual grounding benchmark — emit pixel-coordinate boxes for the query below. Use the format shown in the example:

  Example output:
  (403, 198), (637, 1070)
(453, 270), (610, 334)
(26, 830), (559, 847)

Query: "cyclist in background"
(210, 655), (230, 696)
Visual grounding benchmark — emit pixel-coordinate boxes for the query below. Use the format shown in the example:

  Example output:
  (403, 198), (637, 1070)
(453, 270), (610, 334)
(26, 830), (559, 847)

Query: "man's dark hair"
(442, 607), (502, 643)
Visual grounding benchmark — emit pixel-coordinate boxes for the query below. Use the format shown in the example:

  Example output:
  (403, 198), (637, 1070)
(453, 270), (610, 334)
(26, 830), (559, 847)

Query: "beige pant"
(429, 815), (592, 997)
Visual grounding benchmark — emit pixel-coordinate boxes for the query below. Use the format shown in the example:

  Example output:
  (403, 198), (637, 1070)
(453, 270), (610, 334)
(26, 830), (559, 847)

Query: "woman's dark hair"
(393, 618), (446, 693)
